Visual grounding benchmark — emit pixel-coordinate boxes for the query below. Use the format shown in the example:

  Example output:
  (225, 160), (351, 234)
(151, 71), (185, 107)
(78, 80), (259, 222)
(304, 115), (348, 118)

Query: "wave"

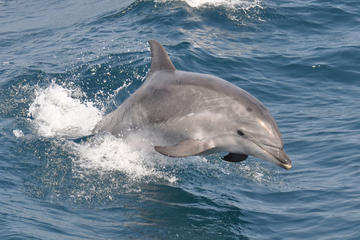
(156, 0), (262, 9)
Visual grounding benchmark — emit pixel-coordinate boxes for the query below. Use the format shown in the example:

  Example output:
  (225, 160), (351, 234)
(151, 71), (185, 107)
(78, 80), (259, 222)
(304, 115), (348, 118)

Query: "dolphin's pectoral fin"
(222, 153), (248, 162)
(71, 134), (95, 143)
(154, 139), (214, 157)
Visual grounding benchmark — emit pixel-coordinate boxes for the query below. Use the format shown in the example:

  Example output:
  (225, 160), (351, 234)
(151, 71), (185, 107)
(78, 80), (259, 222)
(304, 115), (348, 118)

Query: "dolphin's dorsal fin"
(148, 40), (176, 75)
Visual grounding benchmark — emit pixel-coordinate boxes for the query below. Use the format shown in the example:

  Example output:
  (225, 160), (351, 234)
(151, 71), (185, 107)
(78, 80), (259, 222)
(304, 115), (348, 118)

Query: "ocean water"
(1, 0), (359, 239)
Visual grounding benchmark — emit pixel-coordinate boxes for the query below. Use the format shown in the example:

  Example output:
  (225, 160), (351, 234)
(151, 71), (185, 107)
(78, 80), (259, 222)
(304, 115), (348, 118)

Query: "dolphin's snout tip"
(280, 162), (292, 170)
(277, 150), (292, 170)
(262, 144), (292, 170)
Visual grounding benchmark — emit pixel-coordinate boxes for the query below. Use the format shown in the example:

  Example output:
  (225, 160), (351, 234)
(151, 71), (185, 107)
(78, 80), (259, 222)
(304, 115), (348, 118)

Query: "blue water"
(1, 0), (359, 239)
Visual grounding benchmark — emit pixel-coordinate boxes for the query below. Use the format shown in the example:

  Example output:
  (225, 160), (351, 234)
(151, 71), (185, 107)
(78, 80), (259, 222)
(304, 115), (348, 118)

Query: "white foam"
(13, 129), (24, 138)
(70, 134), (177, 182)
(28, 82), (103, 138)
(157, 0), (262, 9)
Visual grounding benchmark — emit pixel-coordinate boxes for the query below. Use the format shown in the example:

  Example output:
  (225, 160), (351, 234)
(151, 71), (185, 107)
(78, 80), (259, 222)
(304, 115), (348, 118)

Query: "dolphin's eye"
(237, 130), (245, 136)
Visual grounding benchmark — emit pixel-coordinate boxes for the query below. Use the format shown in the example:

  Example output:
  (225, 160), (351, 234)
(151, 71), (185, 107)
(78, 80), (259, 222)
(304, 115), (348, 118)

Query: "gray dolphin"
(93, 40), (292, 169)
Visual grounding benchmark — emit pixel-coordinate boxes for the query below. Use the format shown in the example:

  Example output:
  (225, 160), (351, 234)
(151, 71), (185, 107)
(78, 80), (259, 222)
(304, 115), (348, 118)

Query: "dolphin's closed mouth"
(256, 143), (292, 170)
(273, 151), (292, 170)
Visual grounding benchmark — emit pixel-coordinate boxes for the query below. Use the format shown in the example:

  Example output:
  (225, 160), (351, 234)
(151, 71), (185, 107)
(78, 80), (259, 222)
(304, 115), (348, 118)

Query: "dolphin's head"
(221, 94), (292, 170)
(236, 118), (291, 170)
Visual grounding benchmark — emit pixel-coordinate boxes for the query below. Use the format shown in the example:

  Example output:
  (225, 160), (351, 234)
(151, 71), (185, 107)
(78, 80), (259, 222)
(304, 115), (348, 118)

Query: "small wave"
(157, 0), (262, 9)
(28, 82), (103, 138)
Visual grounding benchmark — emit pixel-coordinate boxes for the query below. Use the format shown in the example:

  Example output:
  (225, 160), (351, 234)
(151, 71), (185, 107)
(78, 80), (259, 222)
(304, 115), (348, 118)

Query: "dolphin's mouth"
(256, 143), (292, 170)
(270, 148), (292, 170)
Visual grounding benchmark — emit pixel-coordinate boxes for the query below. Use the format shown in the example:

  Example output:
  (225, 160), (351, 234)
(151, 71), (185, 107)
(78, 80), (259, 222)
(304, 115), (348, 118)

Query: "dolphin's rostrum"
(93, 40), (292, 170)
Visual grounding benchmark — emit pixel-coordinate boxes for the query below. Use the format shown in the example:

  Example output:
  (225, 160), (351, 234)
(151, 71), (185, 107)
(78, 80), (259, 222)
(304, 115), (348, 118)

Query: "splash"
(71, 134), (177, 182)
(27, 82), (177, 183)
(13, 129), (24, 138)
(28, 82), (103, 138)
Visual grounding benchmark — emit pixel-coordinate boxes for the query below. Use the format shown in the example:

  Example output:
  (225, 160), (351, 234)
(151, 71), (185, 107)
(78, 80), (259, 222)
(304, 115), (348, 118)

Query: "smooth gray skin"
(93, 40), (291, 169)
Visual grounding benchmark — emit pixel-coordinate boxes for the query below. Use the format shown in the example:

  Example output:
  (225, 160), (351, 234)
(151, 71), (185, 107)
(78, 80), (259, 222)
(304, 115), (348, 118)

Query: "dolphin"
(93, 40), (292, 169)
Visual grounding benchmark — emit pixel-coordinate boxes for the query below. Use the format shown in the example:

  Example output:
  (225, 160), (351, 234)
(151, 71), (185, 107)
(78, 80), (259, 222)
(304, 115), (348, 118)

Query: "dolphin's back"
(141, 70), (270, 123)
(93, 39), (275, 140)
(93, 69), (271, 138)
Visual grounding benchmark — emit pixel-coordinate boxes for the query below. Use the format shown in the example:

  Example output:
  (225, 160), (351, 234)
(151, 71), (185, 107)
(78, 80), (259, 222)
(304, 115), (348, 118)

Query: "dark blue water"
(1, 0), (359, 239)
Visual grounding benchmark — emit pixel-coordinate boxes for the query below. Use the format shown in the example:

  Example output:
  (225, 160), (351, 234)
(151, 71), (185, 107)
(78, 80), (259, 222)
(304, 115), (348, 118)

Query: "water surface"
(1, 0), (359, 239)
